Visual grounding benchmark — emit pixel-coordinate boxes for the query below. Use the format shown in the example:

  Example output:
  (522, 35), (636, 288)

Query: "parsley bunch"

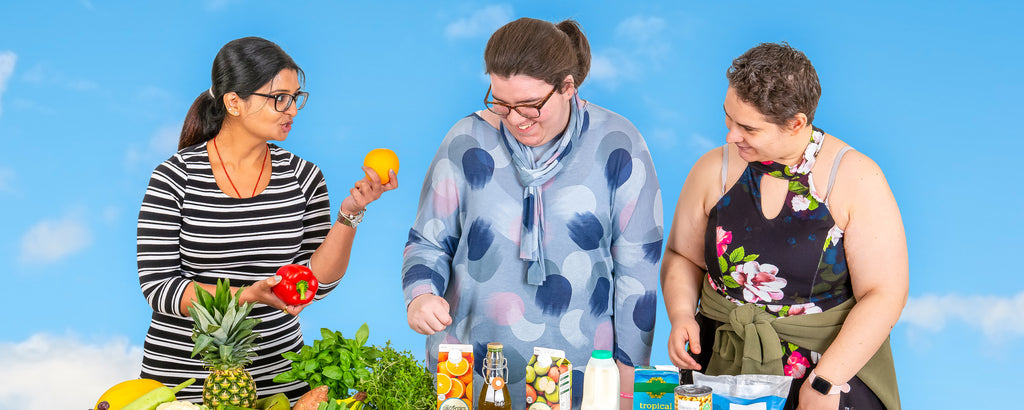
(357, 341), (436, 410)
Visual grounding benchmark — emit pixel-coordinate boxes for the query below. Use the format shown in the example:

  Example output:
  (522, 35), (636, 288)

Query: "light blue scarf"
(499, 94), (585, 285)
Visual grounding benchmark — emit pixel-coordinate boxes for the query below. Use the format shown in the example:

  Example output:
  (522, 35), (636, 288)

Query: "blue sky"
(1, 1), (1022, 408)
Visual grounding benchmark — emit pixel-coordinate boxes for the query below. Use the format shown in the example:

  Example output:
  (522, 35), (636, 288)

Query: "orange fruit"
(363, 148), (399, 184)
(448, 377), (465, 399)
(445, 358), (471, 377)
(458, 370), (473, 388)
(437, 373), (452, 395)
(439, 352), (449, 363)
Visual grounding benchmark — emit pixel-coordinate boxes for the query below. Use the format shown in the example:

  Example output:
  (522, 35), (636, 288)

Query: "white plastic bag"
(692, 372), (793, 410)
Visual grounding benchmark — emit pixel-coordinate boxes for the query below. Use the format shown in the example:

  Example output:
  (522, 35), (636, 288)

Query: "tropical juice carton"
(526, 347), (572, 410)
(438, 344), (474, 410)
(633, 365), (679, 410)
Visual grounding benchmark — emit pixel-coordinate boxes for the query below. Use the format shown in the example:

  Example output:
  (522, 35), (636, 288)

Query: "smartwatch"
(808, 370), (850, 395)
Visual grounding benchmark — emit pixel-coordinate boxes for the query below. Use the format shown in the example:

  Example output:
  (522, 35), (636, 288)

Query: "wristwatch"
(808, 370), (850, 395)
(337, 208), (365, 228)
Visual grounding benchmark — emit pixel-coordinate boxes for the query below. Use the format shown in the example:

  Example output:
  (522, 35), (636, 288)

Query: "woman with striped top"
(136, 37), (397, 402)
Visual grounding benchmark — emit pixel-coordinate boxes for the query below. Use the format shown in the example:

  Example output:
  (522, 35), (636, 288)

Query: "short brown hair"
(484, 18), (591, 90)
(727, 42), (821, 126)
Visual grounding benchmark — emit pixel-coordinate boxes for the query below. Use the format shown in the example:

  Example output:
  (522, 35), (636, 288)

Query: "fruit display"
(188, 279), (261, 408)
(363, 148), (400, 184)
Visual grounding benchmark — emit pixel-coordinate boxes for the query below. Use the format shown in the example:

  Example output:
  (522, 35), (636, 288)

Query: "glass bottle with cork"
(478, 342), (512, 410)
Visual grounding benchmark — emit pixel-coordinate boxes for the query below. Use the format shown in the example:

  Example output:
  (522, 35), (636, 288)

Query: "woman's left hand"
(240, 275), (310, 316)
(340, 167), (398, 214)
(795, 378), (841, 410)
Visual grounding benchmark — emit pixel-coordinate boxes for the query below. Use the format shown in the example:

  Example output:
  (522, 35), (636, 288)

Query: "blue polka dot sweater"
(402, 103), (663, 407)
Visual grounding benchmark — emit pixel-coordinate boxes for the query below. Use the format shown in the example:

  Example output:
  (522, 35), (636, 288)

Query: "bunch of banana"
(335, 392), (368, 410)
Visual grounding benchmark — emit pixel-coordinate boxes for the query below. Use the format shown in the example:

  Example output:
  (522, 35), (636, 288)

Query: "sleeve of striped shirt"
(137, 155), (190, 316)
(291, 155), (337, 299)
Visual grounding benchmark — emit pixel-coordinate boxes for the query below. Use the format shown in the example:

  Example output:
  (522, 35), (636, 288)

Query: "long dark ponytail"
(178, 37), (304, 149)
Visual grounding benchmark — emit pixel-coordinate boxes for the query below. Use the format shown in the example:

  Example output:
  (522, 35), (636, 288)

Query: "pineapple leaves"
(189, 279), (260, 369)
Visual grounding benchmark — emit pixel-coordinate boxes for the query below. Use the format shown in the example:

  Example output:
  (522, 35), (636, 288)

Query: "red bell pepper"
(273, 264), (319, 305)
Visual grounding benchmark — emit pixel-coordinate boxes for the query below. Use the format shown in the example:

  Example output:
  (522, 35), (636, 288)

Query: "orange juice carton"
(438, 344), (474, 410)
(633, 365), (679, 410)
(525, 347), (572, 410)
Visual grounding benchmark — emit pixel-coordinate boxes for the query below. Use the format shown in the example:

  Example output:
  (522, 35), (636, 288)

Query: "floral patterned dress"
(697, 128), (883, 408)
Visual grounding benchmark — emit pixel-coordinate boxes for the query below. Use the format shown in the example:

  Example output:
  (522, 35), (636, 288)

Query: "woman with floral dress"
(661, 42), (907, 409)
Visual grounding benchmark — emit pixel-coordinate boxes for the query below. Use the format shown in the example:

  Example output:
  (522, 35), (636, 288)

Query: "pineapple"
(188, 278), (261, 408)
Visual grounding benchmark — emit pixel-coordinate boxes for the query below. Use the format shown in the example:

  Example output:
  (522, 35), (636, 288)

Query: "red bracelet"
(620, 392), (633, 399)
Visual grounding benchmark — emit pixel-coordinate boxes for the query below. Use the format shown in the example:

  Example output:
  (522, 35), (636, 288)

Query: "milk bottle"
(580, 350), (619, 410)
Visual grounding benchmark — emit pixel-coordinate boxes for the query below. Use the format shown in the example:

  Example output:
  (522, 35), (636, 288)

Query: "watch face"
(811, 376), (832, 395)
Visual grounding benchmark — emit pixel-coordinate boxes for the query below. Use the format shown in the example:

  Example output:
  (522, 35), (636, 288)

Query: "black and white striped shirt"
(137, 143), (336, 401)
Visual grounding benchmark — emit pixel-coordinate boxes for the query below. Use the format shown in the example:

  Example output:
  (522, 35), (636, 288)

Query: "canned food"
(674, 384), (712, 410)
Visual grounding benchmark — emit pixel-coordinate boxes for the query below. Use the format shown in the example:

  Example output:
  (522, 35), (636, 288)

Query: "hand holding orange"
(363, 148), (399, 184)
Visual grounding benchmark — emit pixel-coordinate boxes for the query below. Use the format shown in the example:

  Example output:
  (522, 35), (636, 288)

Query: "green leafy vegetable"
(357, 341), (436, 410)
(273, 323), (378, 399)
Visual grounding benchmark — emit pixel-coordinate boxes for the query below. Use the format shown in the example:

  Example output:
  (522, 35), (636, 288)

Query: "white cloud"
(0, 333), (143, 410)
(590, 15), (672, 88)
(898, 292), (1024, 343)
(126, 125), (180, 170)
(444, 5), (514, 40)
(0, 51), (17, 117)
(614, 16), (670, 60)
(19, 211), (93, 265)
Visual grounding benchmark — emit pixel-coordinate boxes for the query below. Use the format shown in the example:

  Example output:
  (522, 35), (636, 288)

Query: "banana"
(121, 378), (196, 410)
(254, 393), (290, 410)
(340, 392), (367, 410)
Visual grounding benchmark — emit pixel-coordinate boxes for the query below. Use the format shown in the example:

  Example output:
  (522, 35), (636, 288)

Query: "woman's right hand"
(406, 293), (452, 335)
(667, 316), (703, 370)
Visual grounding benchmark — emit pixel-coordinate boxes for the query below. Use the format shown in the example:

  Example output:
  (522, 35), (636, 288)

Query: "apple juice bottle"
(478, 342), (512, 410)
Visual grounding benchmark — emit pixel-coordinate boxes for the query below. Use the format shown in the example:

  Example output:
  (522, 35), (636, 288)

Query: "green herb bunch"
(357, 341), (436, 410)
(273, 323), (378, 399)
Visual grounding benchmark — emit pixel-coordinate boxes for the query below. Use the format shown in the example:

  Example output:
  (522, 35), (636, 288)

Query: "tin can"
(674, 384), (712, 410)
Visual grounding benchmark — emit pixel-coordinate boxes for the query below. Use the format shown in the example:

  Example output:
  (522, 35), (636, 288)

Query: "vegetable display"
(273, 264), (319, 305)
(275, 324), (436, 409)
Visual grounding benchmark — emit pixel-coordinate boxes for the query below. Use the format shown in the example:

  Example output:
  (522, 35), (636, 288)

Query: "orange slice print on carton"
(437, 373), (452, 395)
(448, 377), (465, 399)
(445, 357), (471, 377)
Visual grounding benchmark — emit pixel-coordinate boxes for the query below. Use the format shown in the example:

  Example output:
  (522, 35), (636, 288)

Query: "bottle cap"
(487, 342), (504, 352)
(591, 350), (612, 360)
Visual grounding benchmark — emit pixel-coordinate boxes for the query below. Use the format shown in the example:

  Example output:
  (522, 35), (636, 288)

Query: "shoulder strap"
(721, 144), (729, 195)
(825, 146), (855, 206)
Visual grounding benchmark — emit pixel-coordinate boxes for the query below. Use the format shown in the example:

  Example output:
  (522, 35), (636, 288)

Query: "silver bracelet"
(337, 208), (365, 228)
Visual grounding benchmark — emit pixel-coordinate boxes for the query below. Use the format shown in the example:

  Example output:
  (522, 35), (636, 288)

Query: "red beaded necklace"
(211, 137), (269, 198)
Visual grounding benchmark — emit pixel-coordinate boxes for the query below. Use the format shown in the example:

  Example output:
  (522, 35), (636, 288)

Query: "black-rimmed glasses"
(251, 91), (309, 112)
(484, 85), (557, 119)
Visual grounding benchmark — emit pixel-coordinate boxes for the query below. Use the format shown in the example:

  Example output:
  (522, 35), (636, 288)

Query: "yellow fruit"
(363, 148), (399, 184)
(95, 378), (165, 410)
